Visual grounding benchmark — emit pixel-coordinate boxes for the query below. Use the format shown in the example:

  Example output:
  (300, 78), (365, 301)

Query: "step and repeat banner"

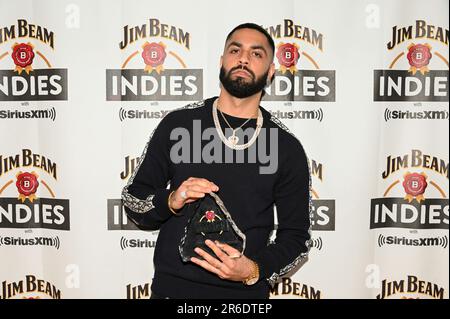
(0, 0), (448, 299)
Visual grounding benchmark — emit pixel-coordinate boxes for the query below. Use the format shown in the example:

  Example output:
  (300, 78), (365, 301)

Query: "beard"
(219, 65), (269, 98)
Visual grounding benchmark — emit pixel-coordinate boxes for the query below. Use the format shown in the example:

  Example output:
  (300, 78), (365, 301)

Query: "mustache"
(228, 65), (255, 79)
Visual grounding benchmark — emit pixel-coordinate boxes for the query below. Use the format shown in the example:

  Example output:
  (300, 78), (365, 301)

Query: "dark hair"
(225, 23), (275, 58)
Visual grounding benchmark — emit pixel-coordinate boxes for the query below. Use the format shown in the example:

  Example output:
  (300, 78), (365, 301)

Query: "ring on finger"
(180, 190), (187, 199)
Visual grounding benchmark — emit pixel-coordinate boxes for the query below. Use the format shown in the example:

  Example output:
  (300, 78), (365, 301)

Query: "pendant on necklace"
(228, 134), (239, 145)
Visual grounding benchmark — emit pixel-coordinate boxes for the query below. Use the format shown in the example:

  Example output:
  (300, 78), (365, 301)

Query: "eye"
(253, 51), (263, 58)
(230, 48), (239, 54)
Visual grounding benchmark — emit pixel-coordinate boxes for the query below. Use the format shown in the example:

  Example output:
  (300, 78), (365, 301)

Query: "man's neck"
(216, 91), (261, 119)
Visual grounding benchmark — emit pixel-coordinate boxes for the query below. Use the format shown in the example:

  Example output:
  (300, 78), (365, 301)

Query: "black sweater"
(122, 97), (311, 299)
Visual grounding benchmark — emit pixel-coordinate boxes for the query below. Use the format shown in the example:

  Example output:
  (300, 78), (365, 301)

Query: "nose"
(238, 50), (250, 65)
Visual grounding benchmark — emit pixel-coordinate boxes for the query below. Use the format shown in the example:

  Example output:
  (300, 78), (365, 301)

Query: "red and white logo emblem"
(141, 42), (167, 74)
(402, 172), (428, 203)
(16, 171), (39, 203)
(11, 42), (35, 74)
(407, 43), (432, 75)
(276, 42), (300, 74)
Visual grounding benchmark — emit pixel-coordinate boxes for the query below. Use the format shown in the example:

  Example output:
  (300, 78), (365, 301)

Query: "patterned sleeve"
(121, 116), (174, 230)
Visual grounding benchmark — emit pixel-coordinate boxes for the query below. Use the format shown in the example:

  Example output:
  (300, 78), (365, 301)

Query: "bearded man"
(122, 22), (312, 299)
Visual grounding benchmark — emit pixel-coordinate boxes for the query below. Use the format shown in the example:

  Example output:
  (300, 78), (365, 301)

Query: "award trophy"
(179, 192), (246, 262)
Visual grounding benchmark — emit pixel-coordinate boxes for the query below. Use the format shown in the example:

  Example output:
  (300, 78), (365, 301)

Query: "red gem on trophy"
(276, 42), (300, 74)
(407, 43), (432, 75)
(402, 172), (428, 203)
(141, 42), (167, 73)
(205, 210), (216, 223)
(11, 42), (35, 74)
(198, 208), (223, 236)
(16, 171), (39, 202)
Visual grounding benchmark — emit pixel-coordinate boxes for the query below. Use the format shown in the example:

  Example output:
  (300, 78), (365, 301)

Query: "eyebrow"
(227, 41), (268, 55)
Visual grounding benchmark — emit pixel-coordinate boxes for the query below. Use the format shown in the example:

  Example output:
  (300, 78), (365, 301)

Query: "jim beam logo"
(126, 282), (151, 299)
(263, 19), (335, 101)
(374, 20), (448, 102)
(0, 275), (61, 299)
(106, 18), (203, 101)
(0, 149), (70, 230)
(270, 278), (321, 299)
(377, 275), (445, 299)
(0, 19), (68, 101)
(370, 150), (448, 229)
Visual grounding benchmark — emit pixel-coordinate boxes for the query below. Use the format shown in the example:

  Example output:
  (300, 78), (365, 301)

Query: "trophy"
(179, 192), (246, 262)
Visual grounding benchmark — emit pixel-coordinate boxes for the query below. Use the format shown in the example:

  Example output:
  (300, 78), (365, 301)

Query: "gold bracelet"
(167, 191), (180, 215)
(243, 260), (260, 286)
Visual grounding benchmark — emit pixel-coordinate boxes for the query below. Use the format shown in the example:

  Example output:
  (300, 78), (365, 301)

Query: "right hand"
(169, 177), (219, 211)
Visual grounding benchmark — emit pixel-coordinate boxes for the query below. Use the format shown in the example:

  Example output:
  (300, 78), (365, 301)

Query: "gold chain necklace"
(212, 99), (263, 150)
(218, 108), (254, 145)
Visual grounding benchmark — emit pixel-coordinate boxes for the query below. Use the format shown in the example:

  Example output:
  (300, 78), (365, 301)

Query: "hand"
(190, 240), (255, 282)
(169, 177), (219, 211)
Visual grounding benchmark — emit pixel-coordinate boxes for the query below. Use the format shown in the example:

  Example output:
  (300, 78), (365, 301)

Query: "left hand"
(191, 240), (254, 281)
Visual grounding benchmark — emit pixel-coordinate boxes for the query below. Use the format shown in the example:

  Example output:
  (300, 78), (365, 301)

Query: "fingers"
(171, 177), (219, 210)
(179, 178), (219, 199)
(192, 247), (228, 278)
(204, 240), (229, 263)
(190, 243), (244, 281)
(184, 177), (219, 192)
(170, 188), (205, 210)
(183, 190), (206, 199)
(214, 241), (241, 259)
(190, 256), (227, 279)
(186, 184), (215, 194)
(194, 246), (222, 267)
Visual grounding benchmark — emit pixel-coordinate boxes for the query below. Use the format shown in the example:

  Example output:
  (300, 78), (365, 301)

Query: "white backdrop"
(0, 0), (448, 299)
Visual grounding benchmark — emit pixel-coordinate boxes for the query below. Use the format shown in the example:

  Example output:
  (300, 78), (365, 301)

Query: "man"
(122, 23), (312, 299)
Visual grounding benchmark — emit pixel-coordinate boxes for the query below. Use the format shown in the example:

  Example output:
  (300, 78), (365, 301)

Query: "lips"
(232, 69), (252, 78)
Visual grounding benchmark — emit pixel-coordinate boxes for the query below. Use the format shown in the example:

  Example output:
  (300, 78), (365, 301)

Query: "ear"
(267, 62), (276, 83)
(220, 55), (223, 68)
